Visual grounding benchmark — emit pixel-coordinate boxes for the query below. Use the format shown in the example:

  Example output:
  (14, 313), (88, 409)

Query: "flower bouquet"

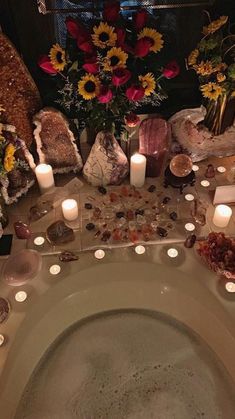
(0, 107), (35, 204)
(187, 15), (235, 135)
(38, 1), (179, 142)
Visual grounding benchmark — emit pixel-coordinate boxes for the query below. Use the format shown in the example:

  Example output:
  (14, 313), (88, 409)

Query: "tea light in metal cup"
(0, 334), (5, 347)
(34, 236), (45, 246)
(167, 248), (178, 258)
(185, 222), (195, 232)
(35, 164), (54, 194)
(200, 180), (210, 187)
(225, 282), (235, 293)
(15, 291), (27, 303)
(217, 166), (226, 173)
(49, 264), (61, 275)
(185, 194), (194, 202)
(192, 165), (199, 172)
(62, 199), (78, 221)
(213, 204), (232, 228)
(94, 249), (105, 260)
(135, 245), (146, 255)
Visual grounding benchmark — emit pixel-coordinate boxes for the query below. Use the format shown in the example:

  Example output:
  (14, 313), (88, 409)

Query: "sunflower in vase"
(38, 1), (179, 141)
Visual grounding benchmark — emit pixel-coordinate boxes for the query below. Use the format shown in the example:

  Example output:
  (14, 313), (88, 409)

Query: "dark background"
(0, 0), (234, 116)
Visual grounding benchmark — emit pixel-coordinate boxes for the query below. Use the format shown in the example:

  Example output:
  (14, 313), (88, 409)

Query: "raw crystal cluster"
(46, 220), (75, 245)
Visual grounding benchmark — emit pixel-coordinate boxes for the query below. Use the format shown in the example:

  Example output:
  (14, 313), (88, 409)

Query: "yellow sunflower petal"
(78, 74), (100, 100)
(202, 16), (228, 35)
(139, 73), (156, 96)
(195, 60), (214, 76)
(103, 47), (128, 72)
(138, 27), (163, 53)
(200, 82), (223, 101)
(49, 43), (67, 71)
(188, 49), (199, 66)
(92, 22), (117, 49)
(217, 72), (226, 83)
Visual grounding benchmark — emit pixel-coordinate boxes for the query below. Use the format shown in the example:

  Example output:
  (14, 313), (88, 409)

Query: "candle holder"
(164, 166), (195, 194)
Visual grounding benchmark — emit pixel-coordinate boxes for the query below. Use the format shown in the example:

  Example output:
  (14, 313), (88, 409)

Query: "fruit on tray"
(197, 232), (235, 278)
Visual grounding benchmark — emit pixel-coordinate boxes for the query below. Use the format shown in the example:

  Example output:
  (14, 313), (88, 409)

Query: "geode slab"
(29, 200), (54, 222)
(46, 220), (75, 245)
(83, 131), (129, 186)
(169, 106), (235, 162)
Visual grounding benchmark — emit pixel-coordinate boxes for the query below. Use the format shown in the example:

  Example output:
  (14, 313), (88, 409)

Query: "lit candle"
(94, 249), (105, 259)
(213, 204), (232, 228)
(135, 245), (145, 255)
(217, 166), (226, 173)
(49, 264), (61, 275)
(35, 164), (54, 193)
(185, 222), (195, 232)
(201, 180), (210, 187)
(130, 153), (146, 188)
(62, 199), (78, 221)
(167, 248), (178, 258)
(15, 291), (27, 302)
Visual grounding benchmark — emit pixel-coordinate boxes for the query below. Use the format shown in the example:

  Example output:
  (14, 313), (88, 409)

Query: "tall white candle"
(213, 204), (232, 228)
(62, 199), (78, 221)
(130, 153), (146, 188)
(35, 164), (54, 193)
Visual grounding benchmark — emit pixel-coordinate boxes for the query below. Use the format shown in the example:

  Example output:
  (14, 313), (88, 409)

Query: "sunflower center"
(84, 81), (96, 93)
(56, 51), (63, 64)
(110, 56), (119, 66)
(99, 32), (109, 42)
(144, 36), (154, 47)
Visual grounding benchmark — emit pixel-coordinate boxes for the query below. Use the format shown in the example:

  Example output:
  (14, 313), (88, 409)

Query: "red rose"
(65, 17), (80, 39)
(115, 27), (126, 47)
(134, 38), (151, 57)
(126, 85), (145, 101)
(112, 68), (131, 86)
(77, 39), (94, 54)
(133, 9), (148, 31)
(98, 86), (113, 103)
(103, 1), (120, 23)
(38, 55), (57, 75)
(125, 112), (140, 127)
(163, 60), (180, 79)
(83, 56), (99, 74)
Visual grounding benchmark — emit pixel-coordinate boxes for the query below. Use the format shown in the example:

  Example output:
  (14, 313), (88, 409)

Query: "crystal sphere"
(2, 249), (42, 286)
(170, 154), (193, 178)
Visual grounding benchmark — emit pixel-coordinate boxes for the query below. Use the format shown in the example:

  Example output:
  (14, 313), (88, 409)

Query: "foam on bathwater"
(15, 311), (235, 419)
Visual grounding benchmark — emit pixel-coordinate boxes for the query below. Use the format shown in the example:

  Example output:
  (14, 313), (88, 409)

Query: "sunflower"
(200, 82), (223, 101)
(217, 72), (226, 83)
(78, 74), (100, 100)
(49, 44), (66, 71)
(4, 143), (16, 172)
(92, 22), (117, 49)
(195, 60), (214, 76)
(202, 16), (228, 36)
(103, 47), (128, 72)
(139, 73), (156, 96)
(138, 28), (163, 53)
(188, 49), (199, 66)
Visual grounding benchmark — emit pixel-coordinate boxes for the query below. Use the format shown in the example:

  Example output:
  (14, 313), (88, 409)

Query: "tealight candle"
(192, 165), (199, 172)
(135, 245), (145, 255)
(94, 249), (105, 260)
(225, 282), (235, 293)
(49, 264), (61, 275)
(185, 222), (195, 232)
(130, 153), (146, 188)
(62, 199), (78, 221)
(217, 166), (226, 173)
(0, 334), (5, 347)
(167, 248), (178, 258)
(213, 204), (232, 228)
(34, 236), (45, 246)
(35, 164), (54, 193)
(185, 194), (194, 201)
(201, 180), (210, 187)
(15, 291), (27, 302)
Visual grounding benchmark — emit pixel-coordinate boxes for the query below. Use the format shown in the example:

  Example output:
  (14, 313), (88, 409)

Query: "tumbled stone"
(101, 231), (111, 242)
(46, 220), (74, 245)
(112, 228), (122, 241)
(98, 186), (107, 195)
(59, 251), (78, 262)
(14, 221), (31, 239)
(205, 164), (215, 178)
(148, 185), (156, 193)
(29, 200), (53, 222)
(162, 197), (171, 205)
(86, 223), (95, 231)
(157, 226), (168, 237)
(184, 234), (196, 248)
(85, 203), (92, 210)
(169, 211), (178, 221)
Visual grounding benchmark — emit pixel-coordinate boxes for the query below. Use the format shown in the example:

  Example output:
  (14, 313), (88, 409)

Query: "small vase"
(139, 117), (170, 177)
(83, 131), (129, 186)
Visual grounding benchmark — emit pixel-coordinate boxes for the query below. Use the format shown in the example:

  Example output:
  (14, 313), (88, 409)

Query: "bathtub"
(0, 244), (235, 418)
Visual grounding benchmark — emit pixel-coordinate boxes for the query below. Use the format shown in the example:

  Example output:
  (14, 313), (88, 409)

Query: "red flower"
(163, 60), (180, 79)
(83, 56), (99, 74)
(134, 38), (151, 57)
(112, 68), (131, 86)
(38, 55), (57, 75)
(65, 17), (80, 39)
(103, 1), (120, 23)
(77, 39), (94, 54)
(125, 112), (140, 127)
(115, 27), (126, 47)
(98, 86), (113, 103)
(133, 9), (148, 31)
(126, 85), (145, 101)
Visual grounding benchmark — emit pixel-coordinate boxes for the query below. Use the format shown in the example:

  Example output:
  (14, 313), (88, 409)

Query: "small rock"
(169, 211), (178, 221)
(101, 231), (111, 242)
(162, 197), (171, 205)
(93, 207), (101, 219)
(86, 223), (95, 231)
(148, 185), (156, 193)
(59, 251), (78, 262)
(29, 200), (53, 222)
(98, 186), (107, 195)
(136, 214), (146, 225)
(135, 209), (145, 216)
(126, 210), (134, 220)
(157, 227), (168, 237)
(116, 211), (125, 219)
(85, 203), (92, 210)
(46, 220), (74, 245)
(184, 234), (196, 248)
(14, 221), (31, 239)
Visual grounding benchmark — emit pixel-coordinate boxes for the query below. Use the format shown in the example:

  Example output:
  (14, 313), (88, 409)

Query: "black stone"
(148, 185), (156, 193)
(170, 211), (178, 221)
(85, 203), (93, 210)
(162, 196), (171, 205)
(116, 211), (125, 218)
(98, 186), (107, 195)
(135, 209), (145, 216)
(86, 223), (95, 231)
(156, 227), (168, 237)
(184, 234), (196, 248)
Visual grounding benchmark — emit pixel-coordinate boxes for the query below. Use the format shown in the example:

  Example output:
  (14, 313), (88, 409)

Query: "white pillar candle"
(62, 199), (78, 221)
(35, 164), (54, 193)
(213, 204), (232, 228)
(130, 153), (146, 188)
